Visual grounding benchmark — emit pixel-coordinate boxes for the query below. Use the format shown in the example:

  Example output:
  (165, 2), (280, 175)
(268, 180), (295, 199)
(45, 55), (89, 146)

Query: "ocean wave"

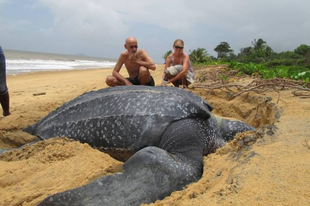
(6, 59), (116, 74)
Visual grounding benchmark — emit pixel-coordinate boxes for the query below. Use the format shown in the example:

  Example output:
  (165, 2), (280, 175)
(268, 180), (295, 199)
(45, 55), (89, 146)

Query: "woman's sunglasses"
(174, 46), (184, 49)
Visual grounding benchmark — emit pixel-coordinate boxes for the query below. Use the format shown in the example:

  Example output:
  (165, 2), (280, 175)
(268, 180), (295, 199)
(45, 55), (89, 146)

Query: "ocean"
(3, 49), (117, 75)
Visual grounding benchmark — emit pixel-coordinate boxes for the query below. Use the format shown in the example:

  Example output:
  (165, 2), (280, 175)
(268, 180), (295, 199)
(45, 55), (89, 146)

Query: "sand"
(0, 65), (309, 206)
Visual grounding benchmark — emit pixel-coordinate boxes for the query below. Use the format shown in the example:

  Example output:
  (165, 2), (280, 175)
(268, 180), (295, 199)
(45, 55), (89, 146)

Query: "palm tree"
(162, 50), (172, 63)
(214, 42), (233, 59)
(251, 38), (267, 52)
(240, 47), (253, 55)
(189, 48), (209, 63)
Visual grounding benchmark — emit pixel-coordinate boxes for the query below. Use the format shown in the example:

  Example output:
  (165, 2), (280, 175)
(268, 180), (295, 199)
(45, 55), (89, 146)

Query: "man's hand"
(125, 79), (133, 86)
(128, 52), (137, 60)
(128, 52), (142, 69)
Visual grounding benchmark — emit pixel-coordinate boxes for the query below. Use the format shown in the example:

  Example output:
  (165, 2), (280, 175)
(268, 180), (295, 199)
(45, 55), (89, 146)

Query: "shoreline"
(6, 64), (164, 76)
(6, 67), (113, 76)
(4, 48), (118, 76)
(6, 64), (164, 84)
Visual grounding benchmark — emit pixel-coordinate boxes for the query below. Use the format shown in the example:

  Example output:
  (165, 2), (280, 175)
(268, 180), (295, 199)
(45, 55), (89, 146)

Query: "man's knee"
(139, 66), (150, 77)
(139, 66), (151, 84)
(106, 75), (115, 86)
(138, 67), (152, 85)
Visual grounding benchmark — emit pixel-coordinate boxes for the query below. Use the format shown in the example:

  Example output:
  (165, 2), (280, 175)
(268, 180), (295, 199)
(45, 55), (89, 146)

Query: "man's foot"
(0, 92), (11, 116)
(3, 110), (11, 116)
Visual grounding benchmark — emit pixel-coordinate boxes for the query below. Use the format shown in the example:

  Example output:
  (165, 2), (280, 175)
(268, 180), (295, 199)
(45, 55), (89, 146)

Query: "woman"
(0, 46), (11, 116)
(162, 39), (195, 88)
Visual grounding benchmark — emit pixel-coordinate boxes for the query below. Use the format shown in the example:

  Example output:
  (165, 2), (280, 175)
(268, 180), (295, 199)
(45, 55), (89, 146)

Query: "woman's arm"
(168, 54), (189, 83)
(161, 55), (172, 84)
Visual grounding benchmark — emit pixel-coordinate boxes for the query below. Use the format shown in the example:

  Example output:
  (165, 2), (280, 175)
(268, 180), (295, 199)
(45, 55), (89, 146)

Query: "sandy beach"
(0, 65), (310, 206)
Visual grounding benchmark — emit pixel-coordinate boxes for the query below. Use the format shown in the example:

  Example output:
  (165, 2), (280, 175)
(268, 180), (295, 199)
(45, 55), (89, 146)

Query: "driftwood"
(194, 83), (246, 90)
(193, 78), (310, 99)
(292, 91), (310, 98)
(233, 83), (310, 98)
(33, 92), (46, 96)
(303, 139), (310, 150)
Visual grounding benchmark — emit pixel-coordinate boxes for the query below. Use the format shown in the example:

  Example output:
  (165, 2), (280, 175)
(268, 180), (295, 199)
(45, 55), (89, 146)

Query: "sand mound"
(1, 66), (309, 206)
(0, 89), (278, 206)
(0, 138), (122, 206)
(196, 88), (279, 128)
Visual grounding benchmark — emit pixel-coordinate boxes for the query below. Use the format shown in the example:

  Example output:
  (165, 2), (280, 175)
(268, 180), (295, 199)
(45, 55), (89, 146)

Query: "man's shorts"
(126, 75), (155, 86)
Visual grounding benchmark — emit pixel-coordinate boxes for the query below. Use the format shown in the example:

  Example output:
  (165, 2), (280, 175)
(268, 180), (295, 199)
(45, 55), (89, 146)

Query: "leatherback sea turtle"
(23, 86), (254, 206)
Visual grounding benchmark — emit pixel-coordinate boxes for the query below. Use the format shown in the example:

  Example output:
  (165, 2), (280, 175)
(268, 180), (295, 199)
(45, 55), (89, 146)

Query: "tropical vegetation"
(162, 50), (172, 63)
(189, 48), (211, 64)
(161, 38), (310, 83)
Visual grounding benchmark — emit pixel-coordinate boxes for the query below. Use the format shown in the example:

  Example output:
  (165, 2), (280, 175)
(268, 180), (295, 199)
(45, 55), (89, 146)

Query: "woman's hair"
(173, 39), (184, 47)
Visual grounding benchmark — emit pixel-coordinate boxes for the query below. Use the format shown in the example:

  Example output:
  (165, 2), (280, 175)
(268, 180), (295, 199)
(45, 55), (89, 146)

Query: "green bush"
(229, 61), (266, 75)
(264, 59), (297, 67)
(297, 58), (310, 68)
(228, 61), (310, 83)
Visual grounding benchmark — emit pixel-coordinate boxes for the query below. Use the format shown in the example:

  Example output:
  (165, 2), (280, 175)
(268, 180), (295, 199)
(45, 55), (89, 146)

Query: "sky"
(1, 0), (310, 63)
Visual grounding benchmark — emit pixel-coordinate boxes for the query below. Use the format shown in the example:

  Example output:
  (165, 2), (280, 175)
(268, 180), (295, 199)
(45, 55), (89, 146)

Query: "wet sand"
(0, 65), (309, 206)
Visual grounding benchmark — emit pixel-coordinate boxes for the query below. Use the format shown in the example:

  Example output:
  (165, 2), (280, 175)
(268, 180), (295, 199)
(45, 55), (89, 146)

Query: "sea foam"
(4, 49), (116, 75)
(6, 59), (116, 74)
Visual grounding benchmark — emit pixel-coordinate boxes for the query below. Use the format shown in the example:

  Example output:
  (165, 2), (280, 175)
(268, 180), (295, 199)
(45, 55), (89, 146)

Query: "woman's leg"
(181, 77), (189, 88)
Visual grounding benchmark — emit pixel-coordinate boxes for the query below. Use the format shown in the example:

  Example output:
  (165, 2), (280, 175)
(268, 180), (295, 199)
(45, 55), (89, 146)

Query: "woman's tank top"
(169, 54), (194, 73)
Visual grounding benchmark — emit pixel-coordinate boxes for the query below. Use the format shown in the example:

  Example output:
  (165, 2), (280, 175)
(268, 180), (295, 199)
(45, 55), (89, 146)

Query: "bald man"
(106, 37), (156, 87)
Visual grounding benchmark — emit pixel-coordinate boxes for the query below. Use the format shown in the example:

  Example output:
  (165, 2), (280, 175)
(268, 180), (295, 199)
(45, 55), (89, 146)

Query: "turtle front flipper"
(212, 115), (256, 142)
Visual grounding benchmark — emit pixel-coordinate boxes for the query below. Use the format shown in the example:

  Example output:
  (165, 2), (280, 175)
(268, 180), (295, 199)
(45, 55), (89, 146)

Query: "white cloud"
(1, 0), (310, 61)
(38, 0), (128, 41)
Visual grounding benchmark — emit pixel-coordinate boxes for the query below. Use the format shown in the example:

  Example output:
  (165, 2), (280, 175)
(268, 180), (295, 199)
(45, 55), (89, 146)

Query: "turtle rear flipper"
(38, 146), (203, 206)
(37, 119), (206, 206)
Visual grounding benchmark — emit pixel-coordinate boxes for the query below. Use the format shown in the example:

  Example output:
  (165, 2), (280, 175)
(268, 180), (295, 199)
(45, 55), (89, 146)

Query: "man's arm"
(134, 49), (156, 70)
(112, 53), (132, 85)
